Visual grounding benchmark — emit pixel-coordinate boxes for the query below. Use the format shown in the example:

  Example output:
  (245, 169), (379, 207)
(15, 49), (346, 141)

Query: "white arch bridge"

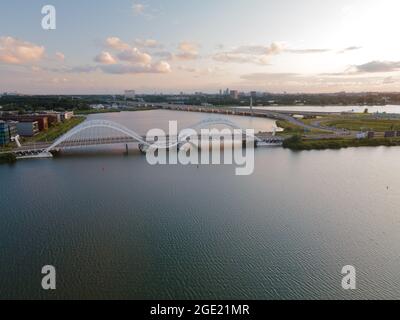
(12, 119), (283, 159)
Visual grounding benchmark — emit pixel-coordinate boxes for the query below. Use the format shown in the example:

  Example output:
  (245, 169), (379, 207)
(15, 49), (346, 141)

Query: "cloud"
(214, 42), (284, 65)
(55, 52), (65, 62)
(94, 36), (171, 74)
(239, 71), (397, 92)
(383, 76), (396, 84)
(0, 36), (45, 64)
(286, 48), (330, 54)
(134, 39), (161, 48)
(348, 60), (400, 73)
(132, 3), (146, 15)
(100, 61), (171, 74)
(338, 46), (362, 54)
(178, 65), (224, 77)
(46, 65), (98, 73)
(104, 37), (157, 65)
(70, 65), (98, 73)
(105, 37), (130, 51)
(117, 48), (152, 65)
(213, 42), (362, 65)
(213, 52), (271, 65)
(153, 51), (174, 60)
(241, 72), (301, 81)
(94, 51), (117, 65)
(176, 41), (199, 60)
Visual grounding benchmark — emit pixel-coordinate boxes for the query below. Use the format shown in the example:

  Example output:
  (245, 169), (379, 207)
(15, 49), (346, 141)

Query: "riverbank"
(25, 116), (85, 143)
(283, 135), (400, 150)
(0, 153), (16, 164)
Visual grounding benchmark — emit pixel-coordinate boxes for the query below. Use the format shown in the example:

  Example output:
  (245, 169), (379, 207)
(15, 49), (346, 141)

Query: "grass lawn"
(283, 135), (400, 150)
(323, 117), (400, 132)
(25, 117), (85, 143)
(276, 120), (328, 136)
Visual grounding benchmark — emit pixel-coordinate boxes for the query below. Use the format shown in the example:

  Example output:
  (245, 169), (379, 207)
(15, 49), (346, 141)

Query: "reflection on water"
(88, 109), (279, 134)
(1, 111), (400, 300)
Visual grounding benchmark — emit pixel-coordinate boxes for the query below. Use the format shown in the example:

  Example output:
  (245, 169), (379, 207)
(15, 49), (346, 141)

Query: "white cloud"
(239, 72), (397, 92)
(132, 3), (146, 16)
(55, 52), (65, 62)
(337, 46), (362, 54)
(213, 42), (284, 65)
(117, 48), (152, 65)
(100, 61), (171, 74)
(105, 37), (130, 51)
(213, 42), (362, 65)
(176, 41), (199, 60)
(94, 51), (117, 65)
(213, 52), (270, 65)
(134, 39), (161, 48)
(153, 51), (174, 60)
(94, 36), (171, 74)
(348, 60), (400, 73)
(0, 36), (45, 64)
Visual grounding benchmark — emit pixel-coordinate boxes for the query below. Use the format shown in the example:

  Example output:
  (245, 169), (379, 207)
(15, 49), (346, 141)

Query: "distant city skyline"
(1, 0), (400, 94)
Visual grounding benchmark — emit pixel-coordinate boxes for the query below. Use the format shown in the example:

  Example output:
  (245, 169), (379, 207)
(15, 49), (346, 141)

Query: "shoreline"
(282, 135), (400, 151)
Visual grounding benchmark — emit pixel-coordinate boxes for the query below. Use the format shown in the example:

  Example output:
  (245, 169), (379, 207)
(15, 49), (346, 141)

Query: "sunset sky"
(1, 0), (400, 94)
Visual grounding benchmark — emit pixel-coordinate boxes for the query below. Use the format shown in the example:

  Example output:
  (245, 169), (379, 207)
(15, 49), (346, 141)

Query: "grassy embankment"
(279, 115), (400, 150)
(276, 120), (327, 136)
(26, 116), (85, 143)
(0, 152), (16, 164)
(283, 135), (400, 150)
(323, 117), (400, 132)
(0, 117), (85, 164)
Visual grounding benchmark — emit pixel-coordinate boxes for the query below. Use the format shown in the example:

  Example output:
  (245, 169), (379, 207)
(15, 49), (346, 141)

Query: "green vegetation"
(0, 95), (117, 112)
(0, 153), (16, 164)
(26, 117), (85, 143)
(276, 120), (328, 135)
(276, 120), (306, 135)
(323, 118), (400, 132)
(283, 135), (400, 151)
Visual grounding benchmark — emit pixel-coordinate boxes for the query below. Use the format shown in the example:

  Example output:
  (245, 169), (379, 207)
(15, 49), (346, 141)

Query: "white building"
(90, 104), (105, 110)
(61, 111), (74, 121)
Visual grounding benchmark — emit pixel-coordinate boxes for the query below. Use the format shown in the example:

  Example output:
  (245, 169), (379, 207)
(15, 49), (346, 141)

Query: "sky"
(1, 0), (400, 94)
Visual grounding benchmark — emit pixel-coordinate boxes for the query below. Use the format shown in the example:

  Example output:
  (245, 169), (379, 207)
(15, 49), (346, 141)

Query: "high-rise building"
(230, 90), (239, 100)
(0, 121), (10, 146)
(0, 120), (17, 145)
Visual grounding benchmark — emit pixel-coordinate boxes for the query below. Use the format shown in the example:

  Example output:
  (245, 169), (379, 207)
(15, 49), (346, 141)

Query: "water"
(88, 109), (280, 134)
(1, 110), (400, 300)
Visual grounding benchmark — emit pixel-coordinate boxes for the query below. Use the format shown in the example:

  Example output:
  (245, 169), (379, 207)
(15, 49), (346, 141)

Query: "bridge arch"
(45, 118), (262, 153)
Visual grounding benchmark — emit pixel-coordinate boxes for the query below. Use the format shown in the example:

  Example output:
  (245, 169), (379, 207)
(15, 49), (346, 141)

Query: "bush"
(0, 153), (16, 164)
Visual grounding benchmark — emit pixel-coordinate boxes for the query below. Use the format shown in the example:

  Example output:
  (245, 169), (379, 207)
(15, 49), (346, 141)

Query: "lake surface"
(1, 110), (400, 299)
